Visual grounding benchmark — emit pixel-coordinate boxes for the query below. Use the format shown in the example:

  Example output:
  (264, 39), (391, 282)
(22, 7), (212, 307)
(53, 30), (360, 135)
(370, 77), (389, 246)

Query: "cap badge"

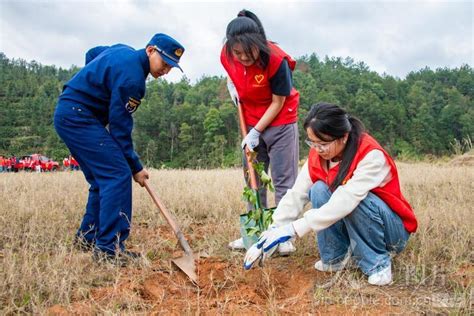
(174, 48), (183, 57)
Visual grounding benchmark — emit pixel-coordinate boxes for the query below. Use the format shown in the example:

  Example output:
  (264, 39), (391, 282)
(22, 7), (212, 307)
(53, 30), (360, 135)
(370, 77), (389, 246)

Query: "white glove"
(243, 243), (263, 270)
(258, 224), (296, 254)
(243, 224), (296, 270)
(243, 241), (279, 270)
(226, 77), (239, 106)
(241, 128), (261, 151)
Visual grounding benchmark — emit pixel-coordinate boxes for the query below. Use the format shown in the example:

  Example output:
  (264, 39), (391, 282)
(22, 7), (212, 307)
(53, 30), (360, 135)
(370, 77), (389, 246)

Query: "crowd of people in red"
(62, 155), (80, 171)
(0, 154), (79, 172)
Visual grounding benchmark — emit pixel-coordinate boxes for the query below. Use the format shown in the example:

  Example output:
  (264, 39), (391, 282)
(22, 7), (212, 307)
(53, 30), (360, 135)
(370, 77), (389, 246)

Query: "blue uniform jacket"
(59, 44), (149, 174)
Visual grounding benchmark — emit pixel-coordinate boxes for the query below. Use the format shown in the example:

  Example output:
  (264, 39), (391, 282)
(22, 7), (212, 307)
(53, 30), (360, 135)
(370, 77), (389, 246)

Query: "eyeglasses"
(305, 138), (336, 151)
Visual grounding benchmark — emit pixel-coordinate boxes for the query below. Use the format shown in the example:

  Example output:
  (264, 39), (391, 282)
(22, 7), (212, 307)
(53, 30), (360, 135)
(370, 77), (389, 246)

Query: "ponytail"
(225, 9), (270, 68)
(237, 9), (267, 39)
(331, 115), (365, 190)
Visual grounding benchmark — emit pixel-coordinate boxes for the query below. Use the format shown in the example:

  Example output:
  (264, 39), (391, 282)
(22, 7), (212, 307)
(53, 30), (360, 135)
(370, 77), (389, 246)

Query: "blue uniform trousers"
(309, 181), (409, 276)
(54, 101), (133, 255)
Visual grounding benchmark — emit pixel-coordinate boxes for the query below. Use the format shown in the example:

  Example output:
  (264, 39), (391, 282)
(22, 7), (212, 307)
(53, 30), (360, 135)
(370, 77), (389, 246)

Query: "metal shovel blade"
(144, 181), (199, 284)
(172, 254), (198, 284)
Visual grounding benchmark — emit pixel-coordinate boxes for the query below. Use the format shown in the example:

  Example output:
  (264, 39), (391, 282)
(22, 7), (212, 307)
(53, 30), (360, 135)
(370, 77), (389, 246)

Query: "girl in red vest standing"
(221, 10), (300, 253)
(244, 103), (417, 286)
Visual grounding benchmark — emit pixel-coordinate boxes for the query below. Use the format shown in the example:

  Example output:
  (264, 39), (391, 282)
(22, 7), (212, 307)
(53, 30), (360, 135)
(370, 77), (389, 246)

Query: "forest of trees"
(0, 52), (472, 168)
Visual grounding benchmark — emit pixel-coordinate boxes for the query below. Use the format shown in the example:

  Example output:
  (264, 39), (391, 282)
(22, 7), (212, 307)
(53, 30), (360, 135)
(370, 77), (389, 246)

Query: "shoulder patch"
(125, 97), (141, 113)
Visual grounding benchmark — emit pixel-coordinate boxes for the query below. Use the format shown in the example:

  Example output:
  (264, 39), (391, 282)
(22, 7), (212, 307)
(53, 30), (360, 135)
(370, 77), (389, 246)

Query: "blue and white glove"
(226, 77), (239, 106)
(243, 224), (296, 270)
(258, 224), (296, 255)
(243, 243), (263, 270)
(243, 240), (275, 270)
(241, 128), (261, 151)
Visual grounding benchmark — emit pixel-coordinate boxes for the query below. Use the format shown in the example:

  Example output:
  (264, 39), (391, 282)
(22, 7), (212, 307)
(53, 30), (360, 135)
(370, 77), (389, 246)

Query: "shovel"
(227, 80), (259, 196)
(237, 102), (272, 249)
(237, 103), (259, 195)
(144, 181), (198, 284)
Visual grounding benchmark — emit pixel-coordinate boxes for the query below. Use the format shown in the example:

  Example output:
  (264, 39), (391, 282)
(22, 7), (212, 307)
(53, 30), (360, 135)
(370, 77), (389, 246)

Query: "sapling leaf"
(260, 170), (271, 184)
(241, 160), (276, 239)
(242, 187), (258, 205)
(246, 227), (260, 236)
(253, 161), (265, 175)
(268, 181), (275, 192)
(251, 208), (262, 221)
(250, 189), (258, 204)
(244, 216), (252, 226)
(263, 209), (274, 228)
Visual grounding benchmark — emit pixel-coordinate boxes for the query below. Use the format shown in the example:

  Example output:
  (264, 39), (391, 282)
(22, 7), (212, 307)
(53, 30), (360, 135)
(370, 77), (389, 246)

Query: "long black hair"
(225, 9), (270, 68)
(303, 103), (365, 191)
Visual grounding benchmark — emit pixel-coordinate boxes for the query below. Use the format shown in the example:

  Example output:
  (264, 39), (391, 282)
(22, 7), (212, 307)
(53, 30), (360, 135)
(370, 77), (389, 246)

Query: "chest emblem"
(125, 97), (141, 113)
(254, 74), (265, 84)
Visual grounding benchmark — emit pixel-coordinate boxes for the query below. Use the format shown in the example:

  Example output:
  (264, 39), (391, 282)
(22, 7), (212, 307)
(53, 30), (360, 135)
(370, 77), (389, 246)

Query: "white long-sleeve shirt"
(272, 149), (392, 237)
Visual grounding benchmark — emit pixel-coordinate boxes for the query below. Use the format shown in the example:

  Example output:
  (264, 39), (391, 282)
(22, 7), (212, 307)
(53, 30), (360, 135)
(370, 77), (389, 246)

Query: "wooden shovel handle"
(237, 103), (259, 190)
(144, 181), (193, 256)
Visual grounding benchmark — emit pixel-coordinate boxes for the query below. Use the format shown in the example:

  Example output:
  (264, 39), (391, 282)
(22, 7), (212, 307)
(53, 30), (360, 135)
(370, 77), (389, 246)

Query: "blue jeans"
(54, 101), (133, 255)
(309, 181), (410, 276)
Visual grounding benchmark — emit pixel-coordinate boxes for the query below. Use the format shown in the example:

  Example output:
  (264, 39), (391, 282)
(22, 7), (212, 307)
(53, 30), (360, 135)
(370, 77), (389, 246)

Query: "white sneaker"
(277, 241), (296, 256)
(227, 237), (245, 250)
(314, 260), (346, 272)
(368, 264), (392, 286)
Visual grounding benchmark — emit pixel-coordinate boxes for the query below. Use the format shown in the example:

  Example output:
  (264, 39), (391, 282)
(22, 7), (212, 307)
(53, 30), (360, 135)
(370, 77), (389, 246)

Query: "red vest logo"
(254, 74), (264, 84)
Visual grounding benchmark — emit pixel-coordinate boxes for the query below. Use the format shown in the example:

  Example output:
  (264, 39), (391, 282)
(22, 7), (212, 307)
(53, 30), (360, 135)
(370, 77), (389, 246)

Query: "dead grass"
(0, 162), (472, 314)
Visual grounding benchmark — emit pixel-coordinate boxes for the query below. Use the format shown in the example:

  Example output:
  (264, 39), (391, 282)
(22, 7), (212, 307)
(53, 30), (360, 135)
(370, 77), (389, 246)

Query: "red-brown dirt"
(45, 226), (432, 314)
(47, 254), (409, 314)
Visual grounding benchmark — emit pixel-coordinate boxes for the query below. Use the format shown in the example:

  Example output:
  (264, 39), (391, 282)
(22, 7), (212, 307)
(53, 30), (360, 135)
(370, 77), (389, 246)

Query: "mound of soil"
(47, 255), (408, 314)
(141, 256), (319, 314)
(46, 225), (408, 314)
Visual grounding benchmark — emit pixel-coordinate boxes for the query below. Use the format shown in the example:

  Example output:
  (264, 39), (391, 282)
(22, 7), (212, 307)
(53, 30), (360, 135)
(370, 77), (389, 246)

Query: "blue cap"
(147, 33), (185, 72)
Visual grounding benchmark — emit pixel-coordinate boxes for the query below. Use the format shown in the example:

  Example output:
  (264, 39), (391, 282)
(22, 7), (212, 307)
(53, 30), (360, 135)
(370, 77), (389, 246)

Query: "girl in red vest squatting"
(244, 103), (417, 286)
(221, 10), (300, 253)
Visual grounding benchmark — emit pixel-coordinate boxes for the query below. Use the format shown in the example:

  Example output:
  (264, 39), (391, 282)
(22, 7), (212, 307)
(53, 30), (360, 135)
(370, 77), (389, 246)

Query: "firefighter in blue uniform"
(54, 33), (185, 265)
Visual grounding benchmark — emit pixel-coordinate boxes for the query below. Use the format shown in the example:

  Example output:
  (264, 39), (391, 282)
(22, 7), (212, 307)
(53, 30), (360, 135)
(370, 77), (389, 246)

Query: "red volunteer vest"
(308, 134), (418, 233)
(220, 42), (300, 126)
(71, 157), (79, 167)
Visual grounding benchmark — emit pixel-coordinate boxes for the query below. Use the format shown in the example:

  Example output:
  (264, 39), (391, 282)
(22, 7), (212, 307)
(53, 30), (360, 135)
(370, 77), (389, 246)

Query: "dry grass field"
(0, 161), (473, 314)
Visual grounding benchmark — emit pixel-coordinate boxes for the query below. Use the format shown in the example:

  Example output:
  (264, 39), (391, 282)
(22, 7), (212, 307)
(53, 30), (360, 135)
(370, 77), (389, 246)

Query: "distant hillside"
(0, 52), (472, 168)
